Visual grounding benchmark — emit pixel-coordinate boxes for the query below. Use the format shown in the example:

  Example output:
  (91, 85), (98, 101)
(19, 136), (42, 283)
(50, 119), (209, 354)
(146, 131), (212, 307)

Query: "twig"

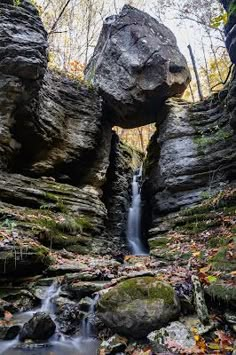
(49, 0), (72, 35)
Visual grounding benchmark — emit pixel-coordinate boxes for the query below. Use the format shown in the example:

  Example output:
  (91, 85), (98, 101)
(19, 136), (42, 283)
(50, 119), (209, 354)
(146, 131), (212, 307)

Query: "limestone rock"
(19, 312), (56, 342)
(67, 281), (109, 298)
(148, 321), (195, 352)
(221, 0), (236, 63)
(100, 334), (128, 354)
(85, 5), (190, 128)
(143, 94), (236, 232)
(15, 72), (112, 188)
(0, 173), (108, 269)
(103, 133), (140, 253)
(0, 0), (47, 170)
(97, 277), (180, 338)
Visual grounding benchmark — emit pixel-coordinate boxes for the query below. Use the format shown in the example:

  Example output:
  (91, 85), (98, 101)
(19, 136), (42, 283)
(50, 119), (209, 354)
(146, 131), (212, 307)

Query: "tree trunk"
(187, 44), (204, 101)
(202, 40), (212, 95)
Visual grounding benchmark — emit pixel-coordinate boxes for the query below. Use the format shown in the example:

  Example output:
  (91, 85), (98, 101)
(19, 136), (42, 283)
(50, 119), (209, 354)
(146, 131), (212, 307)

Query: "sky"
(37, 0), (225, 70)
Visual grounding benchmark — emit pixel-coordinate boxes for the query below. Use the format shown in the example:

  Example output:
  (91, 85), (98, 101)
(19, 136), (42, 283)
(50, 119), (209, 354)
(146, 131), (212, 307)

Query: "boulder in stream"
(85, 5), (191, 128)
(19, 312), (56, 342)
(97, 277), (180, 338)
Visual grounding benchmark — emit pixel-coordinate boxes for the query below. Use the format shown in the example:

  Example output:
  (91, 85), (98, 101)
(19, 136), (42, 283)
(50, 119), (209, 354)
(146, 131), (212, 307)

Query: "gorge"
(0, 0), (235, 354)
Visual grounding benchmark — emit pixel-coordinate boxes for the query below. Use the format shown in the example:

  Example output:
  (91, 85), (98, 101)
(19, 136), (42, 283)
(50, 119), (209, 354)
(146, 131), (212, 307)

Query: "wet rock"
(85, 5), (190, 128)
(19, 312), (56, 341)
(78, 297), (94, 312)
(0, 299), (18, 316)
(0, 324), (21, 340)
(2, 289), (39, 313)
(148, 321), (195, 352)
(100, 334), (128, 354)
(0, 243), (52, 277)
(68, 281), (109, 298)
(103, 134), (139, 253)
(47, 263), (88, 276)
(97, 277), (180, 338)
(55, 301), (81, 335)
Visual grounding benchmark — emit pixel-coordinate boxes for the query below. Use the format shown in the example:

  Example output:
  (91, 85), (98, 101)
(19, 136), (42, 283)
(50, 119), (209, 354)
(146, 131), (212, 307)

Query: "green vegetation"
(206, 283), (236, 305)
(13, 0), (21, 6)
(194, 129), (233, 152)
(100, 277), (176, 311)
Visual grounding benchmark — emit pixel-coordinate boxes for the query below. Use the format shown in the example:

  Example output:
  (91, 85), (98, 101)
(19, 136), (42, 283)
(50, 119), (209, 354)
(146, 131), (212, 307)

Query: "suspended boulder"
(85, 5), (191, 128)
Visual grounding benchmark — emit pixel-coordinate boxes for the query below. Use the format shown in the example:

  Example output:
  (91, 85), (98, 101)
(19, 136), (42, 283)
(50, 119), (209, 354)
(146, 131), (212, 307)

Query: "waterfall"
(80, 294), (99, 338)
(40, 282), (61, 314)
(0, 284), (100, 355)
(127, 167), (147, 255)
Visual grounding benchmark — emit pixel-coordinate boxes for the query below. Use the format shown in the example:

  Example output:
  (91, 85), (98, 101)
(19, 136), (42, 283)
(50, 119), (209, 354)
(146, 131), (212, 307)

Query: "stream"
(0, 283), (99, 355)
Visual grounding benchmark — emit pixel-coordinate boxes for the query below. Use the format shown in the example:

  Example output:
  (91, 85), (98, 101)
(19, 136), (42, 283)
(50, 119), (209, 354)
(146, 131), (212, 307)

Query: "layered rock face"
(102, 134), (142, 254)
(143, 93), (236, 237)
(85, 5), (190, 128)
(0, 0), (47, 170)
(0, 0), (138, 275)
(221, 0), (236, 131)
(221, 0), (236, 64)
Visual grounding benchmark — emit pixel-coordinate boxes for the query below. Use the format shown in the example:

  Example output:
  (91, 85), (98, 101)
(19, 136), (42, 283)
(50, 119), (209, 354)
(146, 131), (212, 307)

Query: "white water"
(80, 294), (100, 338)
(40, 282), (61, 314)
(127, 168), (147, 255)
(1, 284), (99, 355)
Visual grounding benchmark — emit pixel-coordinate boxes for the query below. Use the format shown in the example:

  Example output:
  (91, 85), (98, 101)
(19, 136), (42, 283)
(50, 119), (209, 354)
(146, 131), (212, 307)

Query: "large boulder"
(97, 277), (180, 338)
(85, 5), (190, 128)
(19, 312), (56, 341)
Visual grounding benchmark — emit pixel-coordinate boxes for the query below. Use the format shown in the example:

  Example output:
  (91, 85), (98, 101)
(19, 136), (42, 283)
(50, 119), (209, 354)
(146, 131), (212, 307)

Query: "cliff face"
(142, 90), (236, 238)
(0, 0), (137, 275)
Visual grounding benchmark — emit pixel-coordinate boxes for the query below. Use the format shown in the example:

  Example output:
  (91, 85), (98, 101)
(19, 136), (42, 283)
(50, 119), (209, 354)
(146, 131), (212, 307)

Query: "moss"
(182, 188), (236, 217)
(210, 246), (236, 272)
(207, 236), (231, 248)
(148, 237), (170, 250)
(66, 244), (90, 254)
(193, 129), (233, 153)
(43, 192), (68, 213)
(205, 283), (236, 304)
(100, 277), (176, 311)
(175, 219), (221, 234)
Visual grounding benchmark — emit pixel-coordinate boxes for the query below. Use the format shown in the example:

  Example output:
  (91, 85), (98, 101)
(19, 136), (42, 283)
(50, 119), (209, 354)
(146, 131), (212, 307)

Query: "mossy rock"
(148, 236), (170, 250)
(97, 277), (180, 338)
(205, 283), (236, 308)
(210, 246), (236, 272)
(0, 245), (52, 276)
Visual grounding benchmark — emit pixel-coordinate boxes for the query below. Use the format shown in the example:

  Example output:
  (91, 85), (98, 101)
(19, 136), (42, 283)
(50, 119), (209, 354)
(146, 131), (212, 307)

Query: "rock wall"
(221, 0), (236, 64)
(102, 133), (142, 255)
(0, 0), (137, 275)
(143, 91), (236, 238)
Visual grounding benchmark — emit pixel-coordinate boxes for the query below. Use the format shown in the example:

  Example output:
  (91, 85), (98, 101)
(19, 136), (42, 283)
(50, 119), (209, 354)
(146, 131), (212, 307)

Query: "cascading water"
(127, 167), (148, 255)
(80, 294), (100, 338)
(1, 284), (99, 355)
(40, 282), (61, 314)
